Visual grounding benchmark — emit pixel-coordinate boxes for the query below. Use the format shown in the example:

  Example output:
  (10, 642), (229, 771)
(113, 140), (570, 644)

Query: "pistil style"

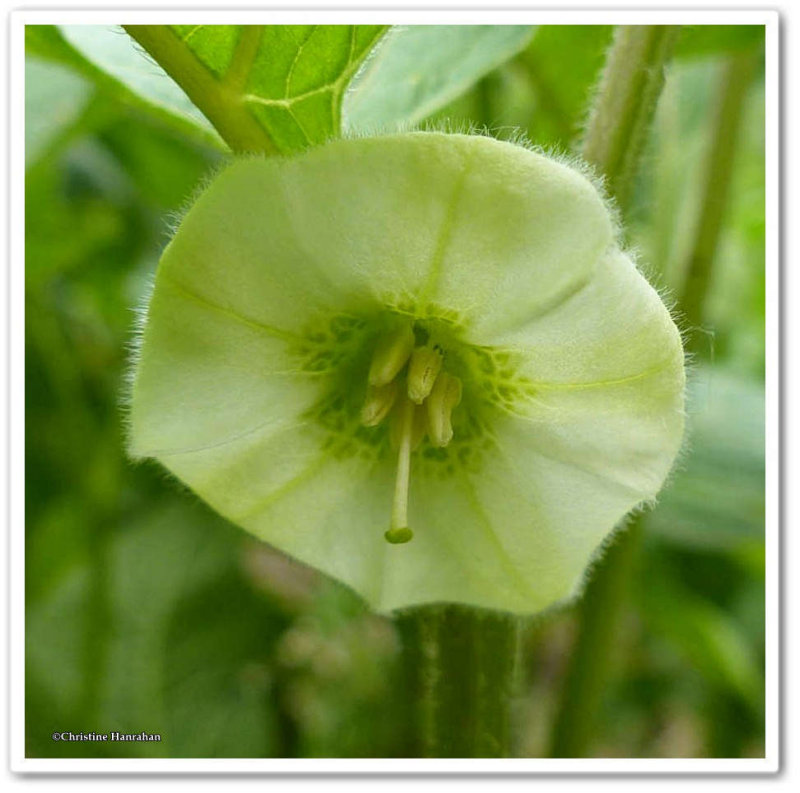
(385, 394), (415, 545)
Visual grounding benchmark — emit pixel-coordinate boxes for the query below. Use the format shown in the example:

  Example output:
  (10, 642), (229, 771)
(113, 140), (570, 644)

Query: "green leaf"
(645, 366), (764, 550)
(640, 560), (763, 711)
(25, 57), (92, 166)
(343, 25), (533, 133)
(25, 139), (136, 285)
(33, 25), (536, 155)
(122, 25), (388, 153)
(26, 500), (283, 757)
(636, 57), (765, 374)
(26, 25), (223, 148)
(162, 573), (285, 757)
(518, 25), (614, 147)
(674, 25), (764, 60)
(129, 133), (685, 614)
(62, 25), (216, 131)
(99, 109), (222, 210)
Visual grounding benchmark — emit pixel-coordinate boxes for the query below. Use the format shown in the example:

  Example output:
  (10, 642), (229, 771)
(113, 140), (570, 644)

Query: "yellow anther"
(361, 329), (460, 545)
(368, 323), (415, 387)
(407, 345), (443, 404)
(360, 381), (398, 427)
(426, 372), (462, 447)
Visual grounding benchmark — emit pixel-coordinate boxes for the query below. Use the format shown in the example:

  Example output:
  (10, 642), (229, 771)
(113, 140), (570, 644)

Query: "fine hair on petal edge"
(341, 119), (626, 245)
(120, 272), (155, 459)
(164, 124), (630, 258)
(567, 511), (643, 604)
(162, 155), (238, 239)
(120, 280), (237, 498)
(127, 126), (691, 482)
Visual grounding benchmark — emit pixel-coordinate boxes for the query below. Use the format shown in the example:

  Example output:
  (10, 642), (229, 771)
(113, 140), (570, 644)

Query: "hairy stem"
(582, 25), (681, 211)
(549, 521), (642, 757)
(123, 25), (278, 154)
(679, 51), (760, 354)
(548, 25), (679, 758)
(397, 605), (523, 757)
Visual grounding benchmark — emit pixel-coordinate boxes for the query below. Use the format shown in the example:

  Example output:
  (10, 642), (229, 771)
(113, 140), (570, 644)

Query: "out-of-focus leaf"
(705, 77), (766, 375)
(99, 112), (221, 210)
(640, 562), (763, 712)
(25, 138), (140, 285)
(418, 25), (611, 150)
(645, 366), (764, 549)
(60, 25), (215, 135)
(26, 500), (283, 757)
(674, 25), (764, 60)
(25, 111), (216, 288)
(121, 25), (387, 153)
(162, 573), (285, 757)
(26, 25), (222, 148)
(635, 58), (764, 376)
(517, 25), (613, 147)
(343, 25), (533, 132)
(26, 24), (80, 60)
(25, 58), (92, 166)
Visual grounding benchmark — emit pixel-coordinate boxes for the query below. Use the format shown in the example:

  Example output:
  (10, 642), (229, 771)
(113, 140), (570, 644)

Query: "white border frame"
(7, 7), (780, 775)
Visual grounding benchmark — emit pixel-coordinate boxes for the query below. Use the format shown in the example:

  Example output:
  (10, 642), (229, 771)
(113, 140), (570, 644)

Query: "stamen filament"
(386, 394), (414, 544)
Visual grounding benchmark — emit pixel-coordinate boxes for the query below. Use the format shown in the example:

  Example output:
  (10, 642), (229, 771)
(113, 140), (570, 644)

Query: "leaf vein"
(284, 25), (318, 98)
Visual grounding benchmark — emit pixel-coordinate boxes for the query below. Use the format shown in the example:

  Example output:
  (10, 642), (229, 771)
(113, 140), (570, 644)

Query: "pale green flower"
(128, 132), (685, 614)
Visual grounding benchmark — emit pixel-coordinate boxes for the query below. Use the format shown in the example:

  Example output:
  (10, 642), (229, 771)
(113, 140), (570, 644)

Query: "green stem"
(549, 521), (642, 757)
(396, 605), (522, 757)
(581, 25), (681, 212)
(548, 25), (679, 758)
(123, 25), (277, 154)
(679, 51), (760, 355)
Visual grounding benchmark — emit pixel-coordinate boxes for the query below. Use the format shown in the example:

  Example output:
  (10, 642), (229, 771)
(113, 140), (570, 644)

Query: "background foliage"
(25, 24), (765, 758)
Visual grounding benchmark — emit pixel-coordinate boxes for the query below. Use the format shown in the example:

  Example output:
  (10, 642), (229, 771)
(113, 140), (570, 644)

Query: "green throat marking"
(292, 308), (541, 545)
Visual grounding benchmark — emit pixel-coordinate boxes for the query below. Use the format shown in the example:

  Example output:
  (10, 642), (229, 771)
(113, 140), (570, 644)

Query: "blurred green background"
(25, 25), (766, 758)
